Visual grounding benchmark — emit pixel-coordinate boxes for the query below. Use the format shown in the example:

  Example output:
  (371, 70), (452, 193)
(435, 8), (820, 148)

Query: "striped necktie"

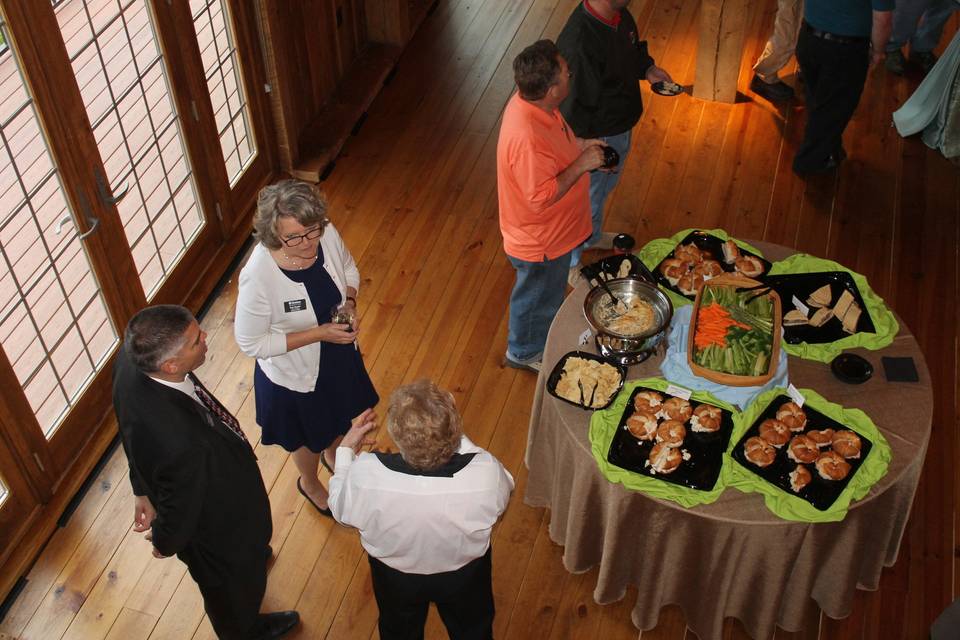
(188, 373), (249, 444)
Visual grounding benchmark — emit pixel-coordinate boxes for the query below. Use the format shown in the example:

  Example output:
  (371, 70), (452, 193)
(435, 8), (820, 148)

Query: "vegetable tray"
(686, 274), (782, 387)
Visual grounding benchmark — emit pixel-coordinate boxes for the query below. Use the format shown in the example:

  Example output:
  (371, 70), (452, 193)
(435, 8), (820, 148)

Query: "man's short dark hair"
(124, 304), (194, 373)
(513, 39), (561, 101)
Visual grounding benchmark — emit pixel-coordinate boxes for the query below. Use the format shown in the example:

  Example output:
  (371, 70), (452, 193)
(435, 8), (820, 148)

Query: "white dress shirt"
(328, 435), (515, 574)
(150, 374), (201, 404)
(234, 223), (360, 393)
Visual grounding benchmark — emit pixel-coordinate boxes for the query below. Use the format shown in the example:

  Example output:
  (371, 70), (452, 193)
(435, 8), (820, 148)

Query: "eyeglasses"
(281, 226), (323, 247)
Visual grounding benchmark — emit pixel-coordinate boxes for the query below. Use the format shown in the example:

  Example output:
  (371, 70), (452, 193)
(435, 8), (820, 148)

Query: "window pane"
(191, 0), (256, 185)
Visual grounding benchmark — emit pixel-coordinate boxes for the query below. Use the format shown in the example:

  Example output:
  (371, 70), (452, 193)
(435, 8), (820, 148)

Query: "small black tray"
(546, 351), (627, 411)
(580, 254), (656, 286)
(766, 271), (876, 344)
(653, 231), (772, 299)
(606, 385), (735, 491)
(730, 395), (873, 511)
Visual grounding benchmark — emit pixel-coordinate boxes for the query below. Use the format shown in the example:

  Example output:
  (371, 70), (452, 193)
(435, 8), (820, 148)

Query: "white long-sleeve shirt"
(328, 436), (514, 574)
(234, 223), (360, 393)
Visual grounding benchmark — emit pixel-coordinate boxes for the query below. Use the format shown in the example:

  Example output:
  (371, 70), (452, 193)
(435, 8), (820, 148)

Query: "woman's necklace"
(277, 249), (317, 270)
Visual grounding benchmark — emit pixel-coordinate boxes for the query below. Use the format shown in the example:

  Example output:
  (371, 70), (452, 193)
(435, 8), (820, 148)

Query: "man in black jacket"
(558, 0), (673, 281)
(113, 304), (298, 640)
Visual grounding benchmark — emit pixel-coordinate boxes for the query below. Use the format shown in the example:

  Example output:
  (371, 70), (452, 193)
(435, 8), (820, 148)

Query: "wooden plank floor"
(2, 0), (957, 638)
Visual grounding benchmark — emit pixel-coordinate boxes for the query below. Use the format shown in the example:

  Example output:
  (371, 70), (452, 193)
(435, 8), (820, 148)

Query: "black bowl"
(831, 353), (873, 384)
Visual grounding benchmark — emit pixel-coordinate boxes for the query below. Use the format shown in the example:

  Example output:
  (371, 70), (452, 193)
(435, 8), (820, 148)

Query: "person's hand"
(575, 143), (606, 174)
(316, 323), (358, 344)
(869, 46), (885, 68)
(143, 531), (167, 559)
(133, 495), (156, 533)
(645, 65), (673, 84)
(341, 408), (378, 452)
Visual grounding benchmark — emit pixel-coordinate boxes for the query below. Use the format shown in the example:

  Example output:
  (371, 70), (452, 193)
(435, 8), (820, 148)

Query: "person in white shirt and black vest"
(113, 305), (299, 639)
(329, 380), (515, 639)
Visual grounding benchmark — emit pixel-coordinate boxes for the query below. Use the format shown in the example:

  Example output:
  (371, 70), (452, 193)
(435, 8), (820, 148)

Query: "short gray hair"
(253, 179), (330, 249)
(124, 304), (194, 373)
(387, 380), (463, 471)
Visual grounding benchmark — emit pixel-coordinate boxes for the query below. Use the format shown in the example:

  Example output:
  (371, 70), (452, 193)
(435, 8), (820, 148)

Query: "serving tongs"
(577, 379), (599, 407)
(735, 274), (790, 303)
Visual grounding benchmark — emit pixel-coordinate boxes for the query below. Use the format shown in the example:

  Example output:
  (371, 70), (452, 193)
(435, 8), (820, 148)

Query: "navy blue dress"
(254, 247), (379, 453)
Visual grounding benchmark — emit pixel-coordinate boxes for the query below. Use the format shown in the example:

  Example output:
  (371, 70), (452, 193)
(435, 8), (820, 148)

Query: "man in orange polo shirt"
(496, 39), (606, 372)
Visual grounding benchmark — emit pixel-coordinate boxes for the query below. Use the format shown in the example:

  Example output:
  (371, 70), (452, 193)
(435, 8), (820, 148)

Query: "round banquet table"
(523, 242), (932, 640)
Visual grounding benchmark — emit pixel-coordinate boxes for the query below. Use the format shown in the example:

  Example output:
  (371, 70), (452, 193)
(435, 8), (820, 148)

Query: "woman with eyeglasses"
(235, 179), (378, 518)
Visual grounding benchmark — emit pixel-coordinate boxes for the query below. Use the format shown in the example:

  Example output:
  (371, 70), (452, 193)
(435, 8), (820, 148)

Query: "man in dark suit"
(113, 304), (299, 640)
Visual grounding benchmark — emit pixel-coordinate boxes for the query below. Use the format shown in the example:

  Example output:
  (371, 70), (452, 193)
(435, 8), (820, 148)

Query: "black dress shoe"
(296, 478), (334, 519)
(250, 611), (300, 640)
(750, 74), (795, 103)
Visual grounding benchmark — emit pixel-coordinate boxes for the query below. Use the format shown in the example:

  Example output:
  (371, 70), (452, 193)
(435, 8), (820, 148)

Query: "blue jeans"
(507, 252), (571, 362)
(887, 0), (958, 53)
(570, 129), (633, 267)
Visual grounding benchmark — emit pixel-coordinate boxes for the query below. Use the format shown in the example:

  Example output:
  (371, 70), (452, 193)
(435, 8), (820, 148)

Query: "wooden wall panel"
(258, 0), (386, 173)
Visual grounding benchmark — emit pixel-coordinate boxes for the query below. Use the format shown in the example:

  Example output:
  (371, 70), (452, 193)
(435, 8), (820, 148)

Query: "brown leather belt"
(802, 21), (869, 45)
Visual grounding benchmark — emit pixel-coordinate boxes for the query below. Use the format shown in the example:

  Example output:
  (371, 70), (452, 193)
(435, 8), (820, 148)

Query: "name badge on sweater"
(283, 299), (307, 313)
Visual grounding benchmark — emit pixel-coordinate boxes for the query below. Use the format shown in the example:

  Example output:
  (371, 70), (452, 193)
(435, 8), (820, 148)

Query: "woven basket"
(686, 274), (782, 387)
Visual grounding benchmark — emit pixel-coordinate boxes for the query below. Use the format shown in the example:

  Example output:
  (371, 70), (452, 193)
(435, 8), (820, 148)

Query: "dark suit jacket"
(112, 347), (272, 588)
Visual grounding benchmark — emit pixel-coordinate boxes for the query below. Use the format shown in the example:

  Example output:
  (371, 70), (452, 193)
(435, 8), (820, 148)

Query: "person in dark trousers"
(793, 0), (893, 175)
(557, 0), (673, 281)
(113, 304), (299, 640)
(329, 380), (515, 639)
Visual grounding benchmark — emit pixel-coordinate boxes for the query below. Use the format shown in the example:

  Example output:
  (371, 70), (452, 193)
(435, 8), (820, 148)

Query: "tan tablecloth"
(523, 243), (932, 640)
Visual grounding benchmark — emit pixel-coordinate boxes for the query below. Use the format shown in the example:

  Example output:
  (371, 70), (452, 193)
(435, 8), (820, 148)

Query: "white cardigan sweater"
(234, 223), (361, 393)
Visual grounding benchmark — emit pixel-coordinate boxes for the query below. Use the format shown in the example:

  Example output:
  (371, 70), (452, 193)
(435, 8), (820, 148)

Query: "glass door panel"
(191, 0), (257, 186)
(0, 17), (118, 438)
(54, 0), (206, 299)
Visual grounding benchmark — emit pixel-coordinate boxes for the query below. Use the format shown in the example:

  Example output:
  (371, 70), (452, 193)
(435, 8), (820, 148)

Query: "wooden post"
(694, 0), (750, 103)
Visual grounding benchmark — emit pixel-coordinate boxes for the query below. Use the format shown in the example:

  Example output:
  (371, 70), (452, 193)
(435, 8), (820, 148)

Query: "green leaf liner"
(722, 387), (892, 522)
(636, 228), (766, 309)
(589, 378), (739, 507)
(767, 254), (899, 363)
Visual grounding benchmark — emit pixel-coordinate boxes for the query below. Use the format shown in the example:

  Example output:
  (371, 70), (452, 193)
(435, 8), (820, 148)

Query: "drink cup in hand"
(602, 145), (620, 170)
(331, 303), (355, 329)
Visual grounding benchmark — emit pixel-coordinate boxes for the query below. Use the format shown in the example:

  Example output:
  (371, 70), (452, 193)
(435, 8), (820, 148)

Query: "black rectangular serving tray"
(653, 230), (772, 299)
(606, 385), (735, 491)
(546, 351), (627, 411)
(766, 271), (876, 344)
(580, 254), (656, 286)
(730, 395), (873, 511)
